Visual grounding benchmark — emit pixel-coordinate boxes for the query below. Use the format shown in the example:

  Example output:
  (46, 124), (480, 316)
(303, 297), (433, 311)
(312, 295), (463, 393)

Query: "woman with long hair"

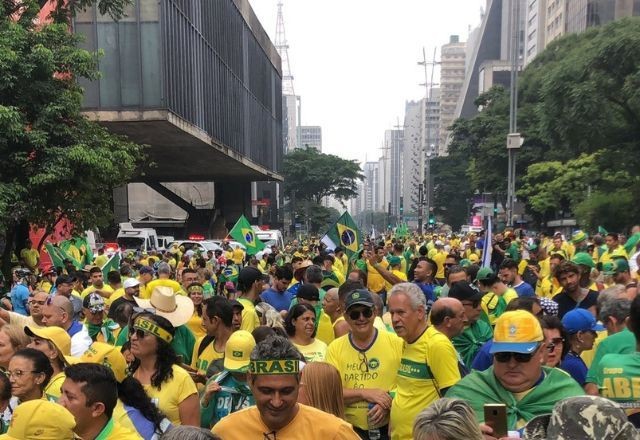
(0, 326), (30, 371)
(7, 348), (53, 403)
(297, 362), (345, 419)
(285, 303), (327, 362)
(24, 326), (71, 402)
(413, 398), (484, 440)
(129, 312), (200, 426)
(186, 283), (206, 338)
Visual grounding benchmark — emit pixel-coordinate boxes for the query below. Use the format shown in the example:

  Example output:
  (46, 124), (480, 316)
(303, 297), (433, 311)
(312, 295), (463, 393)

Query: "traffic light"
(493, 200), (498, 215)
(399, 197), (404, 214)
(428, 213), (435, 225)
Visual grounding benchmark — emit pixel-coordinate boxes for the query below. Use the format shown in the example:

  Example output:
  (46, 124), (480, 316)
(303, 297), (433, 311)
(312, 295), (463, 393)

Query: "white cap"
(123, 278), (141, 289)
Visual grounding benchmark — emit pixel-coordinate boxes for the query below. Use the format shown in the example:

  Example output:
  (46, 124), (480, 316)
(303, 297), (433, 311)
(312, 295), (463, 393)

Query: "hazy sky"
(248, 0), (485, 163)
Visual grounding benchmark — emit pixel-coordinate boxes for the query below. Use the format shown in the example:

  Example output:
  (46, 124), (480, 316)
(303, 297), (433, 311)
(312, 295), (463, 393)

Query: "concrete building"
(439, 35), (466, 153)
(524, 0), (547, 66)
(545, 0), (567, 45)
(299, 126), (322, 151)
(377, 151), (391, 213)
(76, 0), (283, 236)
(384, 129), (404, 216)
(363, 162), (379, 213)
(283, 95), (300, 153)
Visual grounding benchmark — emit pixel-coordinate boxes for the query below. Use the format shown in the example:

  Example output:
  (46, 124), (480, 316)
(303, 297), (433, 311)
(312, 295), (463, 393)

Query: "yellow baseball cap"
(468, 253), (480, 263)
(24, 325), (76, 365)
(490, 310), (544, 354)
(224, 330), (256, 372)
(0, 399), (76, 439)
(80, 342), (128, 382)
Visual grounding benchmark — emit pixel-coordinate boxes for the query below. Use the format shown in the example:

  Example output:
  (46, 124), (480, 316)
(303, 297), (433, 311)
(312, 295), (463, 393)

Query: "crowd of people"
(0, 225), (638, 439)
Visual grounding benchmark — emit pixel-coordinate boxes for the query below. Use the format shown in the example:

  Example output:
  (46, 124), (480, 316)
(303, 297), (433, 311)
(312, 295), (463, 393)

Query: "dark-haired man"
(552, 261), (599, 319)
(260, 266), (294, 312)
(190, 296), (234, 380)
(59, 363), (140, 439)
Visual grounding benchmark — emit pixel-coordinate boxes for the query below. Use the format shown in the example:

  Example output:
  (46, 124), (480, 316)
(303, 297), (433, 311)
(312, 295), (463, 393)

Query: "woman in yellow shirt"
(129, 313), (200, 426)
(185, 283), (206, 339)
(24, 326), (72, 402)
(285, 304), (327, 362)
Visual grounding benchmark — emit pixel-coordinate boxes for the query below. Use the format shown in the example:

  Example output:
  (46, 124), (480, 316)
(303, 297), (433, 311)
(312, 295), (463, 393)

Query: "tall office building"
(299, 126), (322, 151)
(524, 0), (547, 66)
(545, 0), (567, 45)
(384, 129), (404, 216)
(439, 36), (466, 154)
(362, 162), (379, 213)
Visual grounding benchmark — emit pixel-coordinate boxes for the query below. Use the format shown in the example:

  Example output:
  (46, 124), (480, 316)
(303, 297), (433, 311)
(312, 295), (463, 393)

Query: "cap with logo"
(475, 267), (496, 284)
(123, 278), (141, 289)
(490, 310), (544, 354)
(223, 330), (256, 372)
(80, 341), (128, 382)
(0, 399), (76, 440)
(448, 281), (483, 302)
(561, 309), (605, 335)
(571, 252), (595, 269)
(344, 289), (374, 310)
(24, 325), (73, 365)
(83, 292), (105, 313)
(602, 259), (629, 276)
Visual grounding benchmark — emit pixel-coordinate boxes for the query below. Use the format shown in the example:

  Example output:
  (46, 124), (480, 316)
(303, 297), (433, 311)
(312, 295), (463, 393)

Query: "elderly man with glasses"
(325, 289), (403, 440)
(446, 310), (583, 438)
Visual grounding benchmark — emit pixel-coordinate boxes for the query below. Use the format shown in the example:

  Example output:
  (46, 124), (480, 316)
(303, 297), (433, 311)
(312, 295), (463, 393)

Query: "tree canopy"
(0, 0), (143, 273)
(438, 17), (640, 232)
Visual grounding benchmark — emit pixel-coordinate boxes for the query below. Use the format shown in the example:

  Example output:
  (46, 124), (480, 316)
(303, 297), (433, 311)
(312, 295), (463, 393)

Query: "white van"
(255, 229), (284, 249)
(116, 223), (159, 253)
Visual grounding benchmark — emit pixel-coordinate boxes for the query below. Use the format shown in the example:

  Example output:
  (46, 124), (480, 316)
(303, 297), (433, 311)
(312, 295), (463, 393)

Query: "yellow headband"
(249, 359), (300, 375)
(133, 317), (173, 344)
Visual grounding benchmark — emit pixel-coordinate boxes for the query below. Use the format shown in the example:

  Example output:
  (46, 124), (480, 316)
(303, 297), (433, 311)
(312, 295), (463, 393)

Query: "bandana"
(249, 359), (300, 375)
(133, 317), (173, 344)
(87, 318), (120, 344)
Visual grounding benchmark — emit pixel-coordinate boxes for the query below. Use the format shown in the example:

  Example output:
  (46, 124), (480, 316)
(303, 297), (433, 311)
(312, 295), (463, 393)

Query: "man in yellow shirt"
(432, 241), (447, 284)
(20, 239), (39, 272)
(59, 363), (142, 439)
(212, 335), (359, 440)
(388, 284), (464, 440)
(236, 267), (265, 333)
(143, 262), (182, 299)
(190, 296), (234, 379)
(599, 233), (629, 264)
(326, 289), (403, 437)
(232, 246), (245, 266)
(81, 267), (114, 300)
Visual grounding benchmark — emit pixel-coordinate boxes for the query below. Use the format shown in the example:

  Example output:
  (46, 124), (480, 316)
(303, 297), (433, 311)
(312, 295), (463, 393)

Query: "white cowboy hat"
(134, 286), (194, 328)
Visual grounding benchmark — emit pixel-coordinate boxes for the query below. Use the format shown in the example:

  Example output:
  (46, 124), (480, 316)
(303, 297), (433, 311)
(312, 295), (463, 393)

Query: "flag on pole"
(481, 216), (493, 269)
(229, 215), (265, 256)
(321, 212), (362, 260)
(44, 243), (67, 270)
(101, 253), (121, 278)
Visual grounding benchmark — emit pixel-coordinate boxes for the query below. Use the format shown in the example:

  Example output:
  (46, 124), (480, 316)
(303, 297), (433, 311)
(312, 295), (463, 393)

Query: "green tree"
(0, 0), (143, 276)
(282, 147), (364, 205)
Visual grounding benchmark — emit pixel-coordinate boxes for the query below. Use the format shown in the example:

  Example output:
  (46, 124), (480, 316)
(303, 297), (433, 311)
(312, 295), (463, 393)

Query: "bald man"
(431, 297), (467, 341)
(322, 287), (350, 337)
(42, 296), (92, 356)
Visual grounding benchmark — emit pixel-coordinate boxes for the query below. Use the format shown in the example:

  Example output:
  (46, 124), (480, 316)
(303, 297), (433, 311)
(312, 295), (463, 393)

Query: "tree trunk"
(1, 223), (16, 283)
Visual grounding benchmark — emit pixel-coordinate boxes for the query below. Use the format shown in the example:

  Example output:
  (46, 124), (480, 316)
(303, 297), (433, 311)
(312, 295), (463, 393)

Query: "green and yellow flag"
(321, 211), (362, 260)
(229, 215), (265, 256)
(101, 253), (121, 279)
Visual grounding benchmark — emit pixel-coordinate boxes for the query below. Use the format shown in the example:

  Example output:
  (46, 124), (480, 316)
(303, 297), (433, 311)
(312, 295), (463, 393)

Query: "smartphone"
(484, 404), (507, 438)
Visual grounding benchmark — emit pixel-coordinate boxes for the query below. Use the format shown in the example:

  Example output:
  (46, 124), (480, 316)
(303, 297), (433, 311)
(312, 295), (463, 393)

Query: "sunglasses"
(129, 328), (150, 340)
(547, 337), (564, 352)
(494, 345), (540, 363)
(348, 307), (374, 321)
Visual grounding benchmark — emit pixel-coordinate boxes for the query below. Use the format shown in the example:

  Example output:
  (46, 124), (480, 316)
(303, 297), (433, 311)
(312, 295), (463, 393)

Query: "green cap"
(571, 252), (594, 269)
(602, 259), (629, 276)
(387, 256), (401, 266)
(459, 258), (471, 268)
(571, 230), (588, 244)
(475, 267), (495, 283)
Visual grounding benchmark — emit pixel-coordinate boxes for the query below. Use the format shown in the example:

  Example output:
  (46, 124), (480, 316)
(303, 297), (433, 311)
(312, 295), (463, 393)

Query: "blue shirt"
(471, 340), (494, 371)
(560, 351), (588, 385)
(413, 281), (436, 314)
(514, 281), (536, 298)
(260, 288), (294, 312)
(10, 284), (29, 316)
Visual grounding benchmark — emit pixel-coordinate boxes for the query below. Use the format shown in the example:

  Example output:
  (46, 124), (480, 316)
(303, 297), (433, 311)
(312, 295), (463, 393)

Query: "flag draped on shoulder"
(229, 215), (265, 255)
(321, 211), (362, 259)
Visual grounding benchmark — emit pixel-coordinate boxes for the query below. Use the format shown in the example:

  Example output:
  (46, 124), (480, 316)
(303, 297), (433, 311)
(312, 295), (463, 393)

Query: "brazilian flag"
(219, 265), (239, 284)
(321, 211), (362, 260)
(229, 215), (265, 256)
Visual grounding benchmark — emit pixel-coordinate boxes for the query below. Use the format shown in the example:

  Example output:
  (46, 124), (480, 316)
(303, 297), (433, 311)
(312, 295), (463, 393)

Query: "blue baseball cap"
(561, 309), (604, 334)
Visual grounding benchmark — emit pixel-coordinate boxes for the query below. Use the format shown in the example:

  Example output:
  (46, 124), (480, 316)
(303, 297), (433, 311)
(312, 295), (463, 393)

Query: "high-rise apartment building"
(363, 162), (379, 213)
(524, 0), (547, 65)
(384, 129), (404, 216)
(545, 0), (567, 45)
(439, 36), (466, 154)
(299, 126), (322, 151)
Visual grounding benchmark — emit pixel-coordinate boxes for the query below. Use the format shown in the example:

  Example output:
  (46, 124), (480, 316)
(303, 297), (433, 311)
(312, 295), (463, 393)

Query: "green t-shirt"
(594, 352), (640, 414)
(586, 328), (636, 384)
(200, 371), (254, 429)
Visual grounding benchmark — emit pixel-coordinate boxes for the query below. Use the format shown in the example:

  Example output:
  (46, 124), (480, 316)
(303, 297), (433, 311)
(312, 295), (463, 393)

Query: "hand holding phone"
(484, 404), (507, 438)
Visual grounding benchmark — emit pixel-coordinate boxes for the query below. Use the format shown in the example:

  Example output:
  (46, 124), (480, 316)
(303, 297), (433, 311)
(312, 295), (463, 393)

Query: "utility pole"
(506, 0), (523, 227)
(418, 47), (439, 232)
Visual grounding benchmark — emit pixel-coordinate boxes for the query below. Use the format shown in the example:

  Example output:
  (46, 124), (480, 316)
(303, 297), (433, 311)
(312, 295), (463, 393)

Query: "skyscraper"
(439, 36), (466, 154)
(298, 126), (322, 151)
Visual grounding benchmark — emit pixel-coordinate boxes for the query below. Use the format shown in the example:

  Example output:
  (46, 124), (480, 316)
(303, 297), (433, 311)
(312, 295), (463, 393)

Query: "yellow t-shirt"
(213, 404), (359, 440)
(232, 248), (245, 265)
(373, 316), (387, 333)
(432, 251), (447, 279)
(44, 371), (65, 402)
(190, 336), (224, 376)
(325, 330), (403, 430)
(293, 338), (327, 363)
(81, 284), (114, 299)
(366, 260), (389, 293)
(599, 246), (628, 264)
(392, 269), (408, 282)
(140, 364), (197, 425)
(94, 254), (108, 268)
(481, 288), (519, 326)
(237, 297), (260, 333)
(20, 248), (39, 269)
(186, 312), (205, 339)
(99, 419), (142, 439)
(106, 287), (125, 306)
(333, 257), (346, 277)
(142, 279), (183, 299)
(316, 311), (335, 346)
(390, 326), (461, 440)
(538, 257), (551, 280)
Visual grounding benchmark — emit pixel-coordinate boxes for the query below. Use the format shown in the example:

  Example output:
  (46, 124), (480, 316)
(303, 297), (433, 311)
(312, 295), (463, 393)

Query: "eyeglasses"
(29, 299), (47, 306)
(6, 369), (38, 379)
(358, 351), (369, 373)
(348, 307), (373, 321)
(494, 345), (540, 363)
(547, 337), (564, 352)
